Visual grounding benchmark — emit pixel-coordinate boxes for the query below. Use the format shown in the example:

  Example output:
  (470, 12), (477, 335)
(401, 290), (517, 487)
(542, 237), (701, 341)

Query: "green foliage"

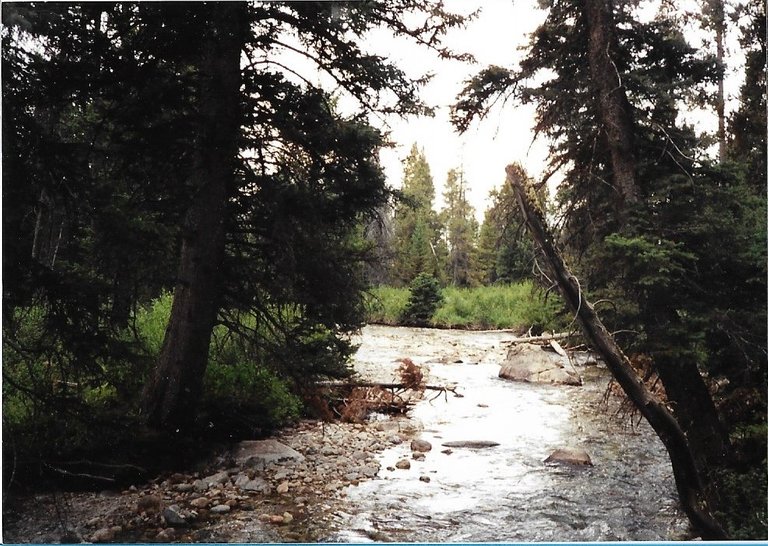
(433, 282), (563, 331)
(368, 281), (564, 332)
(401, 273), (443, 326)
(391, 144), (446, 285)
(713, 463), (768, 539)
(365, 285), (410, 325)
(441, 168), (478, 287)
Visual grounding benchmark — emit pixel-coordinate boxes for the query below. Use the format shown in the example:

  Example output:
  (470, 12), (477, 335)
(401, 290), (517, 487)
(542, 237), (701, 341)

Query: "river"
(322, 325), (691, 542)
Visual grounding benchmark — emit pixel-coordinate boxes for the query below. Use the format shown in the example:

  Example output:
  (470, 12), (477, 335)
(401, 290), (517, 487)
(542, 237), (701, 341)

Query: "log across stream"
(321, 325), (691, 542)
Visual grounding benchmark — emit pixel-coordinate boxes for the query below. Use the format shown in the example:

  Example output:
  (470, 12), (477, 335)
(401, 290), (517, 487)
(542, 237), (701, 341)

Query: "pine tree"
(391, 144), (445, 285)
(441, 168), (478, 287)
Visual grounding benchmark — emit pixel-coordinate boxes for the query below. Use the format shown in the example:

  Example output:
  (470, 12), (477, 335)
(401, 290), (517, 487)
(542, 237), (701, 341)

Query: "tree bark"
(506, 165), (727, 539)
(142, 3), (245, 431)
(584, 0), (639, 215)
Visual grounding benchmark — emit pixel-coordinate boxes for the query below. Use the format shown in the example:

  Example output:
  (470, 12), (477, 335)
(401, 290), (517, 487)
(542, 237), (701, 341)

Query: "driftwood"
(315, 381), (461, 397)
(507, 164), (727, 539)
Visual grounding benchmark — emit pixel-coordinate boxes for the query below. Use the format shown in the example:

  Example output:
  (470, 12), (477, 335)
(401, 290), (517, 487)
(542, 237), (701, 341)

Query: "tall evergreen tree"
(391, 144), (445, 285)
(3, 2), (471, 432)
(441, 168), (478, 287)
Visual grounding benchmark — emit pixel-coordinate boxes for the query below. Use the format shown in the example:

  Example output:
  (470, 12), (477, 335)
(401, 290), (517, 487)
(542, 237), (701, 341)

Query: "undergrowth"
(366, 281), (565, 332)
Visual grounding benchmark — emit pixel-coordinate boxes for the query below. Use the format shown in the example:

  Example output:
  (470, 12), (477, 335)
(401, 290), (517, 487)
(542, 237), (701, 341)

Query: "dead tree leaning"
(506, 164), (726, 539)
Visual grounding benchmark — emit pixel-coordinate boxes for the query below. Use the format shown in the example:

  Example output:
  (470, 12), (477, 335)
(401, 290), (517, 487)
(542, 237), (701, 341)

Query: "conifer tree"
(441, 168), (478, 287)
(391, 144), (445, 285)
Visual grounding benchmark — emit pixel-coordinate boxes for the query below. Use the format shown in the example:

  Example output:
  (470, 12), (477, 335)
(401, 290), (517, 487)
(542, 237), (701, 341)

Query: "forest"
(2, 0), (766, 541)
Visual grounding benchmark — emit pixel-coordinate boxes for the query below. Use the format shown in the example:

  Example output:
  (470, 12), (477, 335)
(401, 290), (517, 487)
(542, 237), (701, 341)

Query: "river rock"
(200, 470), (230, 488)
(211, 504), (231, 514)
(544, 447), (593, 466)
(136, 494), (162, 514)
(276, 481), (290, 494)
(412, 452), (426, 461)
(234, 474), (271, 494)
(162, 505), (187, 527)
(91, 526), (121, 543)
(233, 439), (305, 469)
(189, 497), (210, 509)
(441, 440), (500, 449)
(395, 459), (411, 470)
(410, 439), (432, 452)
(499, 343), (582, 386)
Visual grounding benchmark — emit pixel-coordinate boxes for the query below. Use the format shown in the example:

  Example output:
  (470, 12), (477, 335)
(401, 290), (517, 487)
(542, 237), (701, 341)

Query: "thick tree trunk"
(142, 3), (245, 431)
(584, 0), (639, 215)
(507, 165), (727, 539)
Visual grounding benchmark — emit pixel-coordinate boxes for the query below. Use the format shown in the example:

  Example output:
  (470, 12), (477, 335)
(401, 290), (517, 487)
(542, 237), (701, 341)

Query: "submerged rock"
(499, 343), (582, 386)
(441, 440), (500, 449)
(544, 447), (593, 466)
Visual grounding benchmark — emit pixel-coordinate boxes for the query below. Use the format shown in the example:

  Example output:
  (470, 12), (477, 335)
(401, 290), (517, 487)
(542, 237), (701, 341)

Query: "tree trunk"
(506, 165), (727, 539)
(142, 3), (245, 431)
(584, 0), (639, 215)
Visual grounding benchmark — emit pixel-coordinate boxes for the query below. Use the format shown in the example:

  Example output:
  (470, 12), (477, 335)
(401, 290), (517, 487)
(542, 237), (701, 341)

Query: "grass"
(366, 281), (565, 332)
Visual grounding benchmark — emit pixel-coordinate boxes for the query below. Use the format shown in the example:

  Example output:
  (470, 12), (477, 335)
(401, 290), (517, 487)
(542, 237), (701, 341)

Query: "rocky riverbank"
(3, 414), (430, 543)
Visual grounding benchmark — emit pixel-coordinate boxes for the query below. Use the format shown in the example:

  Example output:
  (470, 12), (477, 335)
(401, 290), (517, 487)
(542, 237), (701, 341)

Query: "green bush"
(367, 281), (565, 332)
(400, 273), (443, 326)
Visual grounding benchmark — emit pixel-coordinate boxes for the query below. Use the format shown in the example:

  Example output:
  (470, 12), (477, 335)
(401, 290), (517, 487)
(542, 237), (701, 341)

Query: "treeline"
(366, 144), (537, 289)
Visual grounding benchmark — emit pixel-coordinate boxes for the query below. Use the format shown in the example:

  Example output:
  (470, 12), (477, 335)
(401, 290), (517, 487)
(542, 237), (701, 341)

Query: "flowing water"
(322, 325), (691, 542)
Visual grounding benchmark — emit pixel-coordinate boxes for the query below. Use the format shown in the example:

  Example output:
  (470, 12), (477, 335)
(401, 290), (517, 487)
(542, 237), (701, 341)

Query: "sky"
(371, 1), (550, 220)
(362, 0), (747, 221)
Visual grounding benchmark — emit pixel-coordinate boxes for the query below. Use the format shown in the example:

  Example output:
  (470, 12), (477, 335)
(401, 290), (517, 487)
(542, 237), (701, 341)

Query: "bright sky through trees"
(370, 0), (747, 220)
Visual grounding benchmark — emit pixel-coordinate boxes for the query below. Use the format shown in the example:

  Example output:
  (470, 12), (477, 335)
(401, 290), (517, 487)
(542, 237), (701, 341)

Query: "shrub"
(400, 273), (443, 326)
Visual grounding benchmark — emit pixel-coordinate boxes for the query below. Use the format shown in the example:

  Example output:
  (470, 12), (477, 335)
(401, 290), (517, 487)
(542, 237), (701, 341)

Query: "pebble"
(412, 452), (426, 461)
(137, 495), (163, 513)
(276, 481), (290, 494)
(395, 459), (411, 470)
(419, 475), (431, 483)
(282, 511), (294, 523)
(156, 528), (175, 541)
(211, 504), (231, 514)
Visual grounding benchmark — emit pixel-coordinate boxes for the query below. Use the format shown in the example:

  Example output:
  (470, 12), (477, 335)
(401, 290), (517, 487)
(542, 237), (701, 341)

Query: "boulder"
(499, 343), (582, 386)
(544, 447), (593, 466)
(233, 439), (305, 469)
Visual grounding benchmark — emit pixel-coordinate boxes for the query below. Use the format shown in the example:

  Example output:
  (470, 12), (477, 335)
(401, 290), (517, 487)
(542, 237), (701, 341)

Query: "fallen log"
(507, 164), (726, 539)
(314, 380), (461, 397)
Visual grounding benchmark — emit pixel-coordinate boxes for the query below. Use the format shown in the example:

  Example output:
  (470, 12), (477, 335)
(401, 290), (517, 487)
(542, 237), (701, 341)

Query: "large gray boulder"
(232, 439), (305, 469)
(499, 343), (582, 386)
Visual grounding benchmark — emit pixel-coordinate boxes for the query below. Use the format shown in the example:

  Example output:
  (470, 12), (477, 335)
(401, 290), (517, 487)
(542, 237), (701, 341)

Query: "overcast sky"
(373, 0), (550, 220)
(366, 0), (746, 221)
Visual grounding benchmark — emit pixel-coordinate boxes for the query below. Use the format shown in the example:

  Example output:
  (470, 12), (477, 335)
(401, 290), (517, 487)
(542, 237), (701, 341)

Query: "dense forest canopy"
(2, 0), (765, 539)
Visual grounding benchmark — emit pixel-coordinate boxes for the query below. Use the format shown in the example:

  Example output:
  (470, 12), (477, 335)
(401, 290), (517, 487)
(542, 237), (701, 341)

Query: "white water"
(324, 325), (690, 542)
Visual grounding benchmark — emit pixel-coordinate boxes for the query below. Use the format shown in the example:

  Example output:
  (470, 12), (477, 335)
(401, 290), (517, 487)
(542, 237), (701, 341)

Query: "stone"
(441, 449), (453, 455)
(189, 497), (210, 509)
(136, 494), (162, 514)
(499, 343), (582, 386)
(201, 470), (230, 487)
(174, 483), (194, 492)
(234, 474), (271, 494)
(269, 514), (285, 524)
(162, 505), (187, 527)
(419, 475), (431, 483)
(193, 479), (208, 493)
(441, 440), (500, 449)
(386, 433), (404, 445)
(282, 511), (294, 523)
(395, 459), (411, 470)
(211, 504), (231, 514)
(156, 528), (175, 542)
(544, 447), (593, 466)
(410, 439), (432, 452)
(91, 526), (121, 543)
(360, 463), (379, 478)
(276, 481), (290, 494)
(233, 439), (305, 468)
(412, 452), (426, 461)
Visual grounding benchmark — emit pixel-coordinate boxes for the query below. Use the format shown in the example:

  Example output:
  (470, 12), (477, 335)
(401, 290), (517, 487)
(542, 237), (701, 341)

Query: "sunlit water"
(322, 326), (690, 542)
